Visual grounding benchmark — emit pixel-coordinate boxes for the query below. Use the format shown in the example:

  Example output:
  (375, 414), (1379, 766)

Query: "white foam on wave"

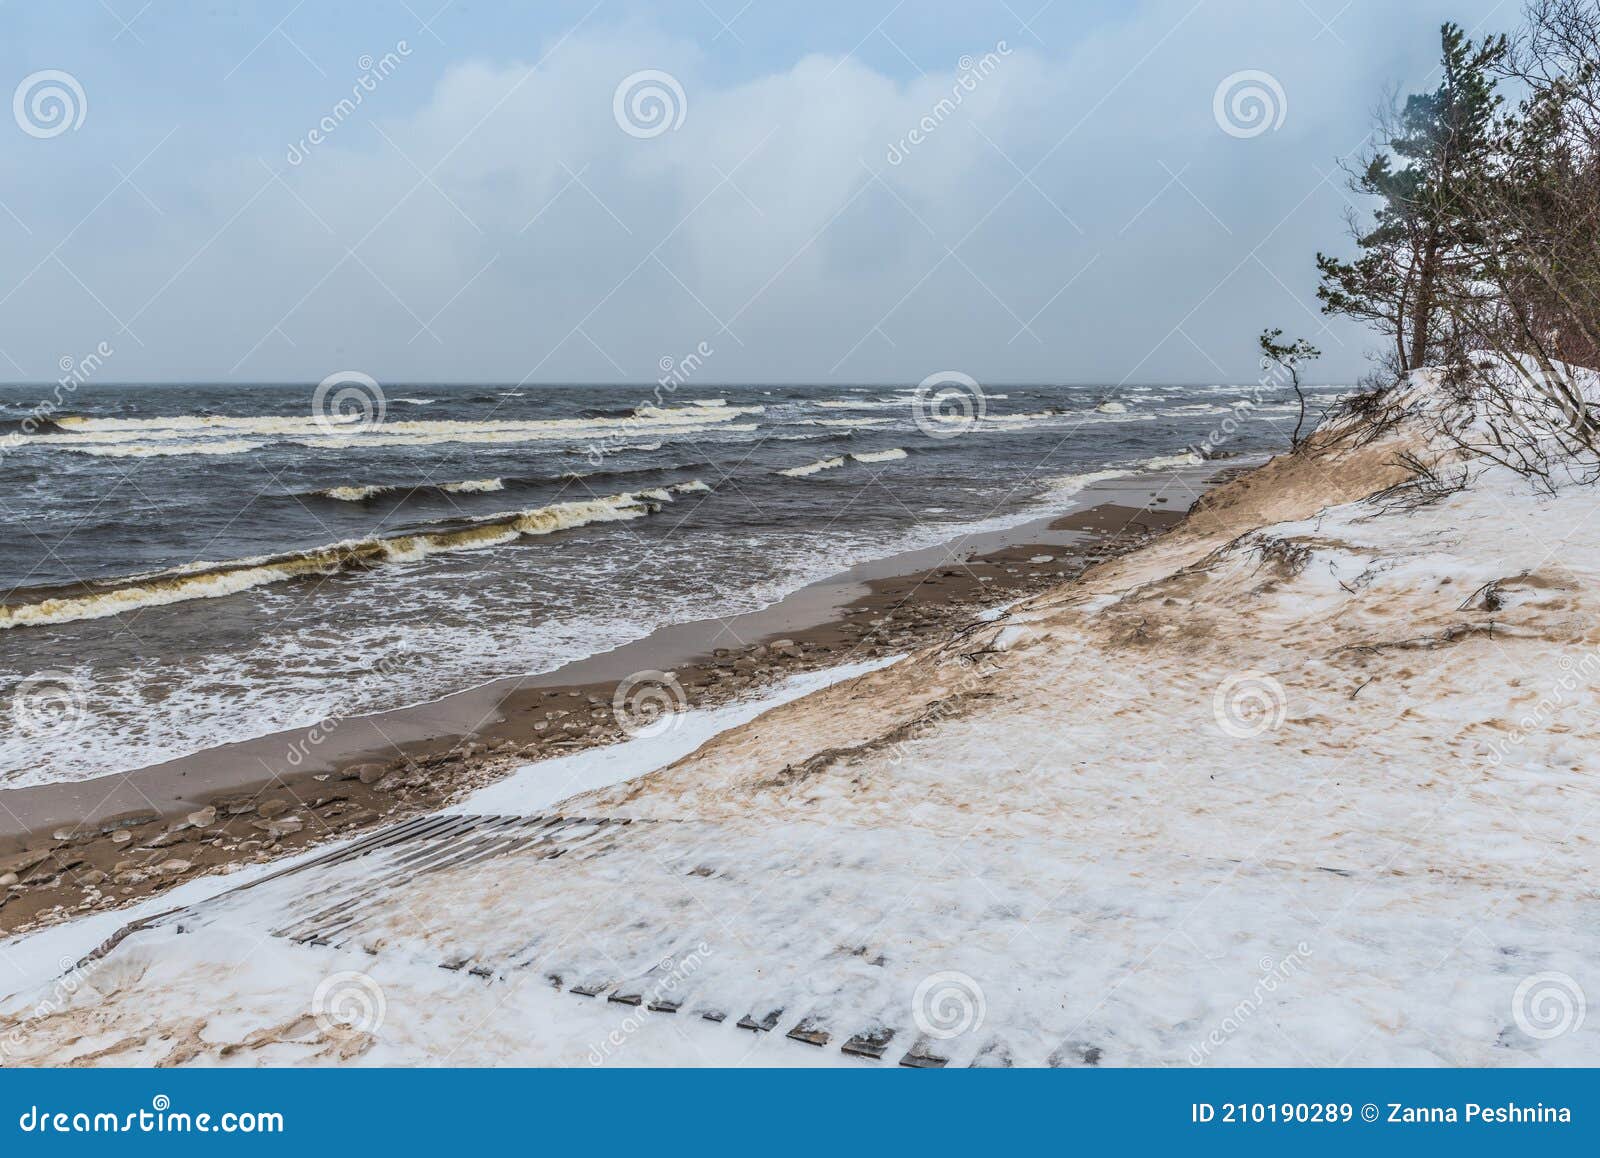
(28, 403), (761, 457)
(0, 482), (710, 631)
(58, 439), (265, 458)
(1140, 450), (1205, 470)
(803, 418), (891, 428)
(778, 456), (847, 478)
(316, 484), (395, 501)
(852, 447), (908, 464)
(983, 409), (1067, 424)
(1045, 467), (1134, 495)
(1096, 401), (1127, 414)
(314, 477), (507, 501)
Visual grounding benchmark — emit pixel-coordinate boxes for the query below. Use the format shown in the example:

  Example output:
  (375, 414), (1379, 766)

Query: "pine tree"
(1317, 23), (1508, 375)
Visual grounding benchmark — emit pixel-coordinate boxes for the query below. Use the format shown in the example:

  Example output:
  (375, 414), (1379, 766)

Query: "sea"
(0, 377), (1333, 787)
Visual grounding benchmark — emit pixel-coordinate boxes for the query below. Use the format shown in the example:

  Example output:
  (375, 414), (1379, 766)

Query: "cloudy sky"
(1, 0), (1511, 385)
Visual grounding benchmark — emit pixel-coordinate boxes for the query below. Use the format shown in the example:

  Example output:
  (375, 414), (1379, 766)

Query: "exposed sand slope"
(4, 375), (1598, 1067)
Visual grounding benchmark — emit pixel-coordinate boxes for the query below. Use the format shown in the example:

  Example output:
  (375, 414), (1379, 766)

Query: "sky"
(0, 0), (1516, 386)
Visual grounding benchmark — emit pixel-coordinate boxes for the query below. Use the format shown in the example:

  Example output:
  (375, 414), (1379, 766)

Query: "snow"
(5, 367), (1600, 1066)
(450, 658), (900, 816)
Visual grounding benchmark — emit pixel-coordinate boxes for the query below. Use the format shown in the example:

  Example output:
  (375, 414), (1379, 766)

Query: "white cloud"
(0, 3), (1485, 384)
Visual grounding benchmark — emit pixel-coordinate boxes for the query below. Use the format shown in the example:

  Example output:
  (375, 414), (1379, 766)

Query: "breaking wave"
(776, 448), (909, 477)
(311, 477), (508, 502)
(23, 402), (760, 457)
(0, 482), (710, 631)
(1140, 450), (1206, 470)
(1045, 467), (1134, 495)
(316, 484), (395, 502)
(442, 477), (506, 494)
(59, 439), (266, 457)
(852, 447), (908, 464)
(778, 456), (846, 478)
(0, 415), (67, 435)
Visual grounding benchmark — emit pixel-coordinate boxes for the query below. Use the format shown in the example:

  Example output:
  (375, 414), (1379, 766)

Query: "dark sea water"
(0, 378), (1332, 786)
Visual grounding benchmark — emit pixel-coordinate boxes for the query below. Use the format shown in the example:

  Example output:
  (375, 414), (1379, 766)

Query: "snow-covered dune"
(5, 370), (1600, 1066)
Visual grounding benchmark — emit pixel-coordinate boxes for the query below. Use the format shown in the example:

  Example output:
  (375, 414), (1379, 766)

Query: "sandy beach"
(6, 373), (1599, 1068)
(0, 469), (1217, 934)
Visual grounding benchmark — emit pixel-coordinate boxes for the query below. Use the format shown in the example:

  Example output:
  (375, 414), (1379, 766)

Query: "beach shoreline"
(0, 464), (1238, 934)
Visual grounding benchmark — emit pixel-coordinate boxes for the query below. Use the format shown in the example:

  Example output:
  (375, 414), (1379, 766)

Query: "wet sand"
(0, 468), (1222, 933)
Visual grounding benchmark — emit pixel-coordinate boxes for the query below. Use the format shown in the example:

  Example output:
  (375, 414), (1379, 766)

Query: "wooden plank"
(786, 1018), (830, 1047)
(736, 1008), (784, 1033)
(897, 1039), (950, 1068)
(840, 1026), (895, 1060)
